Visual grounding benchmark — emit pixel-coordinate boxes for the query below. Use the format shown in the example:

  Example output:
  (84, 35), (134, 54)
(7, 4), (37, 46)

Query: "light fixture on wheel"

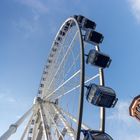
(40, 84), (44, 88)
(46, 64), (49, 69)
(82, 130), (113, 140)
(86, 49), (111, 68)
(57, 36), (63, 43)
(43, 71), (48, 75)
(38, 90), (42, 95)
(50, 53), (54, 58)
(66, 21), (70, 27)
(84, 29), (104, 45)
(48, 58), (52, 63)
(31, 120), (35, 125)
(86, 83), (118, 108)
(62, 24), (69, 32)
(59, 30), (66, 36)
(54, 41), (59, 46)
(52, 42), (59, 52)
(42, 77), (46, 81)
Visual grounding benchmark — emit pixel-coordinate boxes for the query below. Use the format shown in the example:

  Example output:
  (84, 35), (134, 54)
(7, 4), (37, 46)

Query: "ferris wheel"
(0, 15), (118, 140)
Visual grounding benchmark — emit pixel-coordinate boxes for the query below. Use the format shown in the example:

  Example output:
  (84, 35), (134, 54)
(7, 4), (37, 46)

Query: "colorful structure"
(129, 95), (140, 121)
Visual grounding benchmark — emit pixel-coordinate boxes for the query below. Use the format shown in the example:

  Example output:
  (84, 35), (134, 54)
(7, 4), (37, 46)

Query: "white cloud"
(13, 17), (40, 39)
(16, 115), (21, 119)
(107, 100), (133, 126)
(128, 0), (140, 22)
(0, 91), (17, 104)
(15, 0), (48, 14)
(0, 93), (5, 99)
(107, 100), (140, 139)
(14, 18), (34, 31)
(125, 135), (140, 140)
(7, 97), (16, 103)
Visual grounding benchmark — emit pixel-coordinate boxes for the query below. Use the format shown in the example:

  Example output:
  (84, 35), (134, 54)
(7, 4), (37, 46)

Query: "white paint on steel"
(0, 107), (33, 140)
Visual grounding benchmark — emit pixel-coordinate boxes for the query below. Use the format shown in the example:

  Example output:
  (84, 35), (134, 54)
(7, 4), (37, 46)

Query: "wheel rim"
(38, 17), (85, 140)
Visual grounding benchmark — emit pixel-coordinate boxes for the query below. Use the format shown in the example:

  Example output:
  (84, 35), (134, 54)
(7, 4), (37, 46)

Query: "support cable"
(50, 73), (99, 101)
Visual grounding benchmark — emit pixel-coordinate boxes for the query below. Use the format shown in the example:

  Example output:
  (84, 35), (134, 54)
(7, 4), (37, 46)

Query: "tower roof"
(129, 95), (140, 121)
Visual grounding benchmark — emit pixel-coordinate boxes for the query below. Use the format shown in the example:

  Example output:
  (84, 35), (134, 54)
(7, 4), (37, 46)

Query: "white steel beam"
(51, 104), (76, 140)
(39, 103), (52, 140)
(20, 114), (34, 140)
(43, 102), (64, 139)
(59, 107), (90, 130)
(0, 107), (33, 140)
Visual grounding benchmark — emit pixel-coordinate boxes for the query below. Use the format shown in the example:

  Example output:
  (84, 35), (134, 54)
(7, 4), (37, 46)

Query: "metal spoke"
(59, 106), (90, 130)
(51, 104), (76, 140)
(51, 73), (99, 100)
(64, 53), (80, 79)
(44, 70), (80, 100)
(43, 103), (64, 139)
(47, 31), (79, 92)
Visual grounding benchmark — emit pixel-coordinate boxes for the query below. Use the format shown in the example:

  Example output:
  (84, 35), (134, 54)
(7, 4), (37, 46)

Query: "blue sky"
(0, 0), (140, 139)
